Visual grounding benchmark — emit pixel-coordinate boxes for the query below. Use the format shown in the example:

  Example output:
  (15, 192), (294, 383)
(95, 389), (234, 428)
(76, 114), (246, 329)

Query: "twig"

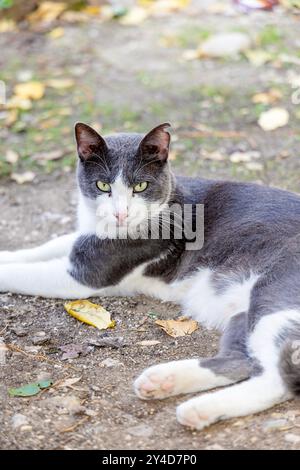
(6, 344), (78, 370)
(60, 416), (90, 433)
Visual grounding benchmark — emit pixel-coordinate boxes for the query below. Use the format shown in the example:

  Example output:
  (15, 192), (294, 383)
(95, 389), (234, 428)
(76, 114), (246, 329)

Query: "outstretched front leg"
(0, 232), (78, 264)
(0, 257), (95, 298)
(134, 313), (252, 400)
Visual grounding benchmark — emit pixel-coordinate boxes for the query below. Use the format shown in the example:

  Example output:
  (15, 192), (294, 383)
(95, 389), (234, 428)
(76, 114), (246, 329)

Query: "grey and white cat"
(1, 122), (300, 430)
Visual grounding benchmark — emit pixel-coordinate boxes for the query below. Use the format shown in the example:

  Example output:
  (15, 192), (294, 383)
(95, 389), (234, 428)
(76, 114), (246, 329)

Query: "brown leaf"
(252, 89), (282, 105)
(155, 317), (198, 338)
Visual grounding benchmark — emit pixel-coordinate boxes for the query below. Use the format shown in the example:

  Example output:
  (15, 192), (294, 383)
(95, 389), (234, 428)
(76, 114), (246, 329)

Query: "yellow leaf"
(46, 78), (75, 89)
(139, 0), (190, 12)
(14, 81), (45, 101)
(48, 27), (65, 39)
(28, 2), (67, 23)
(155, 317), (198, 338)
(82, 6), (102, 16)
(0, 20), (16, 33)
(64, 300), (116, 331)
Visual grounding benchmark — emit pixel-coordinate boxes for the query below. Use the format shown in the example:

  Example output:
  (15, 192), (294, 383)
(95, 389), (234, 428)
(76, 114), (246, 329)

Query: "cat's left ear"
(75, 122), (107, 161)
(139, 123), (171, 163)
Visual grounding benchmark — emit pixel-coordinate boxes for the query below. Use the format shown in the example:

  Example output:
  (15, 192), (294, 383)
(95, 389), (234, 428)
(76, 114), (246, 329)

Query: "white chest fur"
(98, 263), (259, 332)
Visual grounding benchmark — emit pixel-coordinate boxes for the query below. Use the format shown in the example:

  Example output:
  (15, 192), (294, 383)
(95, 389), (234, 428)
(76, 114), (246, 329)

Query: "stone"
(31, 331), (50, 345)
(127, 424), (153, 438)
(100, 358), (123, 368)
(11, 413), (29, 429)
(262, 419), (289, 432)
(285, 433), (300, 444)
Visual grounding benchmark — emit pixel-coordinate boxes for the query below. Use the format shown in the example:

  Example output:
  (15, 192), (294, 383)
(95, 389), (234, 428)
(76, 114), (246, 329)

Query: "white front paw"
(134, 363), (177, 400)
(176, 396), (219, 430)
(134, 359), (201, 400)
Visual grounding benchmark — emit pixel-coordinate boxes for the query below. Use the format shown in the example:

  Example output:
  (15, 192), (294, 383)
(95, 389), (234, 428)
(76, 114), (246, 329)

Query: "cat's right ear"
(75, 123), (107, 161)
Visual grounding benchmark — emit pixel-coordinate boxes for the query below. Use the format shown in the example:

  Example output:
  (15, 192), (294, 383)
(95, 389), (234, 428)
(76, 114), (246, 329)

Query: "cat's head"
(75, 122), (174, 239)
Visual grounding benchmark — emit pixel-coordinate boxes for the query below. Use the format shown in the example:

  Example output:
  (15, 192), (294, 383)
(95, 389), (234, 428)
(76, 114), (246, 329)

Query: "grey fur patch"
(200, 355), (253, 383)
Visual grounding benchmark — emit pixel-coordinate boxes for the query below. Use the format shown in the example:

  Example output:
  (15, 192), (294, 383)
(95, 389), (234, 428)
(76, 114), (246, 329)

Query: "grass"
(174, 25), (211, 48)
(257, 25), (283, 47)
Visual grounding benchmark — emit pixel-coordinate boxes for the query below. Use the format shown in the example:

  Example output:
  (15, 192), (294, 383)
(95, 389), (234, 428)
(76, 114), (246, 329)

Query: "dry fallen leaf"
(28, 2), (67, 23)
(11, 171), (36, 184)
(64, 300), (115, 331)
(0, 19), (16, 33)
(48, 27), (65, 39)
(46, 78), (75, 89)
(146, 0), (190, 15)
(82, 5), (102, 16)
(155, 317), (198, 338)
(14, 81), (45, 101)
(258, 107), (289, 131)
(252, 88), (282, 105)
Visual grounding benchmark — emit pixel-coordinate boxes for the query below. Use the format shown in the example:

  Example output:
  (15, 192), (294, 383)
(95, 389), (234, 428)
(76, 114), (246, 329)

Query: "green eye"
(133, 182), (148, 193)
(96, 181), (111, 192)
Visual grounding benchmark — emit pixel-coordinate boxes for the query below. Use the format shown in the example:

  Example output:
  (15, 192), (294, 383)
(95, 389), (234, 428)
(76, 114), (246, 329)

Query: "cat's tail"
(279, 338), (300, 395)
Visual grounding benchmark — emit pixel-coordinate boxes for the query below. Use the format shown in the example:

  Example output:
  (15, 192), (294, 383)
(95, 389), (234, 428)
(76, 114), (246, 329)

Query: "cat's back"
(176, 175), (300, 234)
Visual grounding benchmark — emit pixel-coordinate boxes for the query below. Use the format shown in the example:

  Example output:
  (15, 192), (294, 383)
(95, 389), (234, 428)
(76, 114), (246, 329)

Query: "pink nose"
(115, 212), (128, 225)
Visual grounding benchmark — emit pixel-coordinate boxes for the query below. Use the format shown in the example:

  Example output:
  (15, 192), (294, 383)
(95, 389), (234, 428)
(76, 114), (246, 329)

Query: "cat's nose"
(115, 212), (128, 225)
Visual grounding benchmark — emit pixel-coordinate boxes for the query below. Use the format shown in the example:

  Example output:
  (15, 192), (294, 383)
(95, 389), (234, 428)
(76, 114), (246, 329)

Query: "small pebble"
(100, 358), (123, 368)
(127, 424), (153, 438)
(285, 433), (300, 444)
(262, 419), (289, 432)
(32, 332), (50, 345)
(11, 413), (29, 429)
(12, 327), (28, 337)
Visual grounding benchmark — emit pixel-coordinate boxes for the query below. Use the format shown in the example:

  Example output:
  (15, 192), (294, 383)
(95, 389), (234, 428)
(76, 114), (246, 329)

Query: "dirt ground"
(1, 0), (300, 450)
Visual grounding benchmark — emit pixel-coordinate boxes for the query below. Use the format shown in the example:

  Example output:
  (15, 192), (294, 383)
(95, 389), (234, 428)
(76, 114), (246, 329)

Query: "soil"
(1, 0), (300, 450)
